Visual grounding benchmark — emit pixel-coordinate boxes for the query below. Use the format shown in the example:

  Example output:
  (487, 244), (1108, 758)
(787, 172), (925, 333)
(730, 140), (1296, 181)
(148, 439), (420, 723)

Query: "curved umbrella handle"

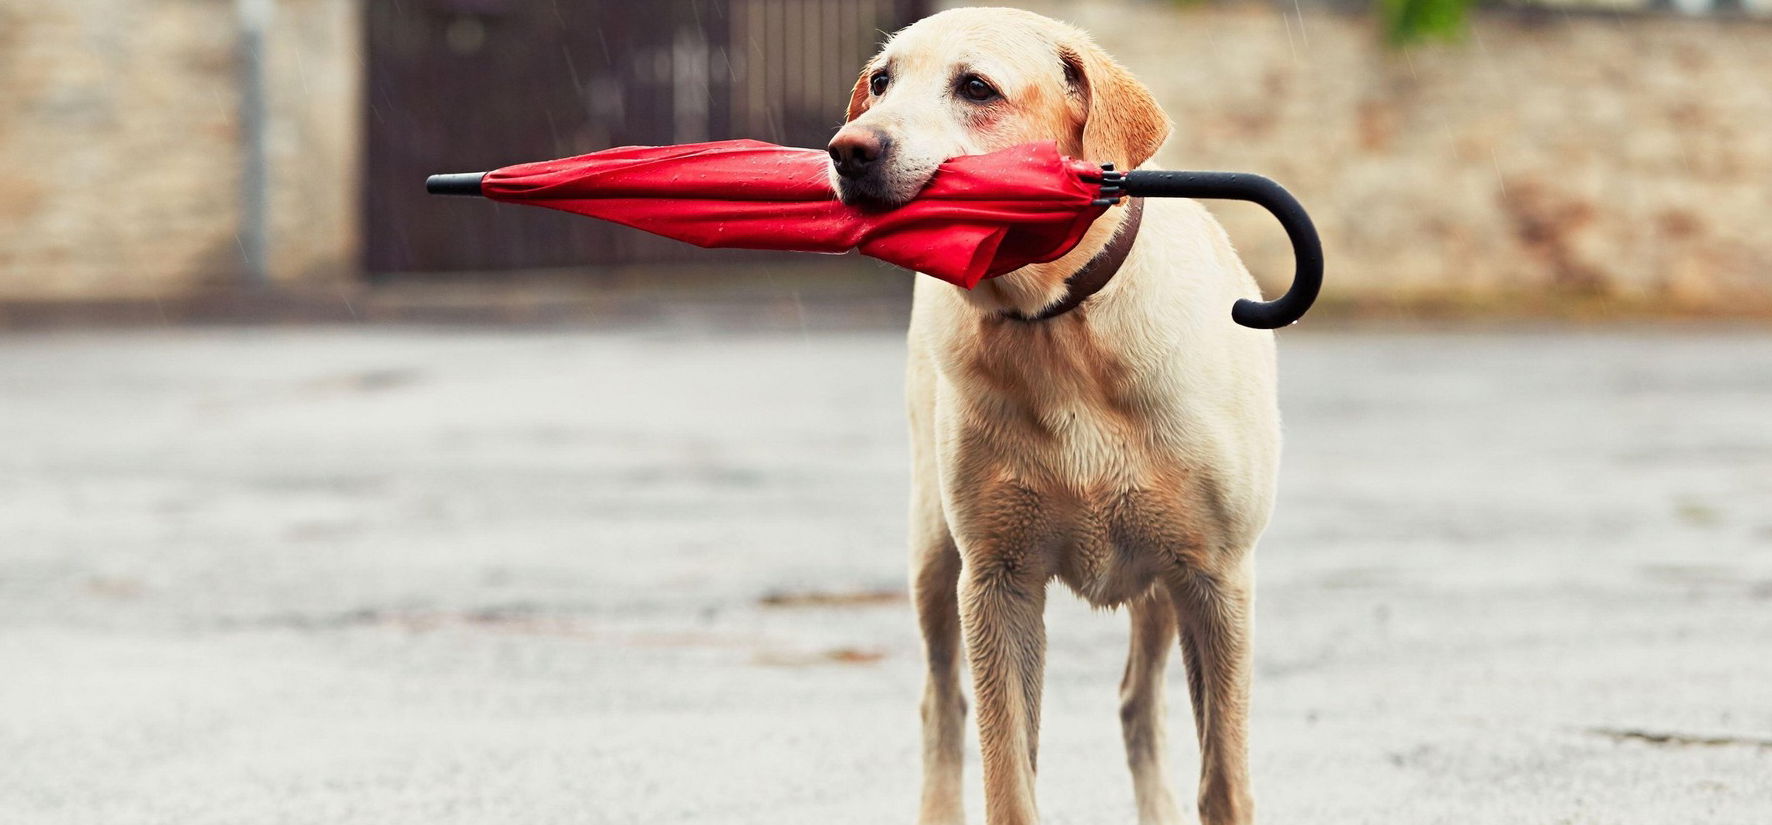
(1116, 170), (1323, 329)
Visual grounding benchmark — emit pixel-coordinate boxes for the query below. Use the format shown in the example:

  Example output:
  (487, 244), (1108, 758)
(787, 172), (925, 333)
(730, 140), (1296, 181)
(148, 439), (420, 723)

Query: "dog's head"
(828, 8), (1171, 208)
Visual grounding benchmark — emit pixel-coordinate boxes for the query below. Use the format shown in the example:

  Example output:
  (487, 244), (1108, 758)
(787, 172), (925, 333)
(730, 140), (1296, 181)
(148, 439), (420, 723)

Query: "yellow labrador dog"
(827, 8), (1278, 825)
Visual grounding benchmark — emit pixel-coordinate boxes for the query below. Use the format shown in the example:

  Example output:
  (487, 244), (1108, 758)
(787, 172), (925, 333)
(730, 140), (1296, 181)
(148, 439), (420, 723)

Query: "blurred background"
(2, 1), (1768, 823)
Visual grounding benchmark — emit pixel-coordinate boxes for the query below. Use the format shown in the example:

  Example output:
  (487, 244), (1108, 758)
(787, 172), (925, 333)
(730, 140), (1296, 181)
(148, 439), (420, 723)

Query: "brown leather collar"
(1004, 197), (1144, 323)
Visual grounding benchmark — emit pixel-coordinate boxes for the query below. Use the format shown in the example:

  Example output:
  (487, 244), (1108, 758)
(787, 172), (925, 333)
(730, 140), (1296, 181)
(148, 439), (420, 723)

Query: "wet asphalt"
(2, 324), (1769, 824)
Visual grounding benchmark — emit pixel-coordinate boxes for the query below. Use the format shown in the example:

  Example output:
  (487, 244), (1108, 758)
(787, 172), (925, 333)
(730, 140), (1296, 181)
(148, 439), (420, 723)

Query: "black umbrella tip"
(426, 172), (487, 196)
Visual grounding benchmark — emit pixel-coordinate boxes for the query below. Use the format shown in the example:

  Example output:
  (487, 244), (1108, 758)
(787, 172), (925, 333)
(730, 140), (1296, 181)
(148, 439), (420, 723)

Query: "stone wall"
(4, 0), (1768, 312)
(0, 0), (360, 299)
(945, 0), (1772, 314)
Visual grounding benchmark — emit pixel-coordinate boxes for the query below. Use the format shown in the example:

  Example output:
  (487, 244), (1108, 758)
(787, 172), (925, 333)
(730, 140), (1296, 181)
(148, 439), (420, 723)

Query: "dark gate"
(365, 0), (928, 274)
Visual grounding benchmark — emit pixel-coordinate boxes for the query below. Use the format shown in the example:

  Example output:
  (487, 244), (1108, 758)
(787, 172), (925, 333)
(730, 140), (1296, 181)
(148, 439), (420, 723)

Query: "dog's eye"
(869, 72), (890, 96)
(958, 75), (999, 103)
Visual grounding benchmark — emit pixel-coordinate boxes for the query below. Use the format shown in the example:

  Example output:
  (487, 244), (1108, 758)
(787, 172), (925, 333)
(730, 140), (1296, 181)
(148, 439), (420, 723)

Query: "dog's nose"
(828, 129), (887, 180)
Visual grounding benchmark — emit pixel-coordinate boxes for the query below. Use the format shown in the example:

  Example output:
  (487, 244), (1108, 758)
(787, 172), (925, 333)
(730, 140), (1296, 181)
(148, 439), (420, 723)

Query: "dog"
(826, 8), (1279, 825)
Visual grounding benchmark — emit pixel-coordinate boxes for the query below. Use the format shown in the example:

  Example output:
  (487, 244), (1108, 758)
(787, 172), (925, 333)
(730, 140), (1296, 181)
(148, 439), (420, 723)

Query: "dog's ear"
(846, 67), (872, 122)
(1060, 43), (1170, 169)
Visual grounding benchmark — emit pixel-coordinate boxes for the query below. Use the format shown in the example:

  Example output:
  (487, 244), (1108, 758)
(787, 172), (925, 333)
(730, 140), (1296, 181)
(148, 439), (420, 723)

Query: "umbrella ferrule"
(426, 172), (488, 196)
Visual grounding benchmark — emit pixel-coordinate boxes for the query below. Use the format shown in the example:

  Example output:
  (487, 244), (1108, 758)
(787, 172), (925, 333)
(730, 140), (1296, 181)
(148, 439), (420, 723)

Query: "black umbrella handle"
(1111, 170), (1323, 330)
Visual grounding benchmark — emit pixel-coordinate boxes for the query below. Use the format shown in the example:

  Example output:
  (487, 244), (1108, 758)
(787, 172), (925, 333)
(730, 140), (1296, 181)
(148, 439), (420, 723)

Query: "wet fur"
(842, 9), (1280, 825)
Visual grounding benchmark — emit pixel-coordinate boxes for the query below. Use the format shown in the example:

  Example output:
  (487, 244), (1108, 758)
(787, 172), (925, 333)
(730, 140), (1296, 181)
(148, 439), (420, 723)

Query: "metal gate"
(365, 0), (928, 274)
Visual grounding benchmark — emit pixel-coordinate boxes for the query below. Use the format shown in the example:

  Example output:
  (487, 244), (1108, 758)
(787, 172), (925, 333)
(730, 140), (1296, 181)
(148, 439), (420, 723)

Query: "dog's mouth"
(835, 176), (913, 209)
(831, 159), (941, 209)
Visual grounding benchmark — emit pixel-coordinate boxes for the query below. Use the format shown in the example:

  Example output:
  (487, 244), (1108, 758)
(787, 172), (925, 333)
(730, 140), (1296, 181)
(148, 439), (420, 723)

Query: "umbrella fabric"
(479, 139), (1112, 288)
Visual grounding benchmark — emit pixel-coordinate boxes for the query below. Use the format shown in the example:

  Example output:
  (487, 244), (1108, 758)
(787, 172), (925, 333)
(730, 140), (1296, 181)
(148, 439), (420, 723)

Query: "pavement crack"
(1588, 727), (1772, 750)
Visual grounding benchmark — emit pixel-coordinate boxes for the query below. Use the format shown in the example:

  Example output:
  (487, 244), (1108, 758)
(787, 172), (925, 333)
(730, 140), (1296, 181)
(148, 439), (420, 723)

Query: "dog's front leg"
(957, 542), (1049, 825)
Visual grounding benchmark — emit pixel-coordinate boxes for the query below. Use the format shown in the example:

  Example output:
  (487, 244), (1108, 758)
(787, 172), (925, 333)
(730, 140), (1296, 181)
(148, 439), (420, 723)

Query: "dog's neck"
(965, 199), (1144, 321)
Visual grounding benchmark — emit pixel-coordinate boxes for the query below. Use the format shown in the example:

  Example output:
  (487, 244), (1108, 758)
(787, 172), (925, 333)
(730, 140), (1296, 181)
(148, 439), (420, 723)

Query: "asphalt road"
(3, 325), (1769, 824)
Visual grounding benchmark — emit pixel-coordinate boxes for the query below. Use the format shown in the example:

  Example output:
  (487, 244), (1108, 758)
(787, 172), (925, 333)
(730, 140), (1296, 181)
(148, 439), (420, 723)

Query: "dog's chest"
(938, 323), (1223, 605)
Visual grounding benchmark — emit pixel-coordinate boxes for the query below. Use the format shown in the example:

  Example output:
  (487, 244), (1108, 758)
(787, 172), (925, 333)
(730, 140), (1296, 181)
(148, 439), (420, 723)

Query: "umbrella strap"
(1006, 196), (1145, 323)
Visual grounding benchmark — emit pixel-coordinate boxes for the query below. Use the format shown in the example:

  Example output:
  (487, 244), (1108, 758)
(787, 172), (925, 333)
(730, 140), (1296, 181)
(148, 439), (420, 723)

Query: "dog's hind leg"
(910, 518), (967, 825)
(908, 343), (968, 825)
(1120, 591), (1185, 825)
(1169, 561), (1256, 825)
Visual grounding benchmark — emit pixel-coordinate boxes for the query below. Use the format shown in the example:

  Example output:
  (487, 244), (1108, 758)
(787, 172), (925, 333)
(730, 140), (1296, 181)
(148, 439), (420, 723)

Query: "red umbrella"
(427, 139), (1322, 328)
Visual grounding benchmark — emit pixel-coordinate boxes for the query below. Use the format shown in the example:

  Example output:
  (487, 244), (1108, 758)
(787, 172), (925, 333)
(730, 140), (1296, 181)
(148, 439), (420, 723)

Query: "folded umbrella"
(427, 139), (1322, 328)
